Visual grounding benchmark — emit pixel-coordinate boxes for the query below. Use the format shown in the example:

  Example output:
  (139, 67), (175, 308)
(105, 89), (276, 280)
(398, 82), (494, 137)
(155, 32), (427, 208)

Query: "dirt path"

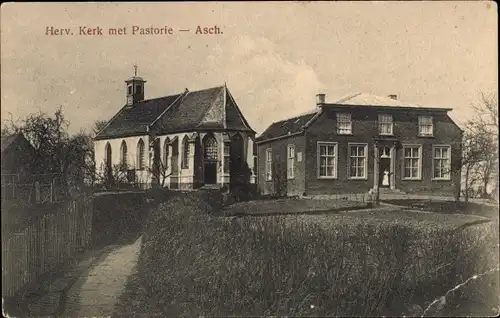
(59, 236), (142, 317)
(25, 236), (143, 317)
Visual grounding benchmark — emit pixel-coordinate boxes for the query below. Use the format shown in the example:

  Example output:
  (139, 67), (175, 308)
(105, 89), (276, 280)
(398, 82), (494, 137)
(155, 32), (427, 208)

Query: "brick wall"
(257, 135), (306, 196)
(303, 107), (461, 196)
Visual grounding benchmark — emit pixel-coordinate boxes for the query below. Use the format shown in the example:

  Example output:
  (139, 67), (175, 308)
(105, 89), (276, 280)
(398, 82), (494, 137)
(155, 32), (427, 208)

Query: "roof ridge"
(186, 85), (224, 94)
(269, 110), (318, 125)
(334, 92), (363, 104)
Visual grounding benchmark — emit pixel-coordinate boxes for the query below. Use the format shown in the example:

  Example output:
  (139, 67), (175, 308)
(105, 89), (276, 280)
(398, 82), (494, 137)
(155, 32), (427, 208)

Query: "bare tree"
(472, 91), (498, 199)
(92, 120), (108, 136)
(461, 91), (499, 201)
(1, 109), (105, 197)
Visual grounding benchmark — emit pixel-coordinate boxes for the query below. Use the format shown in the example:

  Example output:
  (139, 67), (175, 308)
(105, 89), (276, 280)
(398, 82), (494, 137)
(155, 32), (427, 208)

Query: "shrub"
(138, 192), (499, 316)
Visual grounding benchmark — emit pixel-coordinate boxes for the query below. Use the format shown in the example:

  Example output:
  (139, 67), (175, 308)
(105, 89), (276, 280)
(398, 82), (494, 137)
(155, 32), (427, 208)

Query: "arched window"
(137, 139), (145, 170)
(163, 138), (170, 168)
(105, 142), (112, 172)
(120, 140), (128, 168)
(181, 136), (190, 169)
(203, 134), (218, 161)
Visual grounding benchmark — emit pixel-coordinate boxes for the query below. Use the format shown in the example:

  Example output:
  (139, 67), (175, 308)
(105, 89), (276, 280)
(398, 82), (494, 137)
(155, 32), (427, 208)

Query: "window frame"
(348, 143), (368, 180)
(432, 145), (452, 180)
(287, 144), (295, 180)
(378, 114), (394, 136)
(137, 139), (146, 170)
(265, 148), (273, 181)
(401, 144), (422, 180)
(317, 141), (338, 179)
(163, 139), (170, 169)
(336, 113), (352, 135)
(181, 137), (190, 169)
(223, 141), (231, 174)
(120, 140), (128, 170)
(418, 116), (434, 137)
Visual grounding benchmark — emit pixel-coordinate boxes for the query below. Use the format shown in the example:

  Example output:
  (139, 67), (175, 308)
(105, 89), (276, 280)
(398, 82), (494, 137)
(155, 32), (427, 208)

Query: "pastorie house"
(256, 93), (463, 197)
(94, 73), (256, 190)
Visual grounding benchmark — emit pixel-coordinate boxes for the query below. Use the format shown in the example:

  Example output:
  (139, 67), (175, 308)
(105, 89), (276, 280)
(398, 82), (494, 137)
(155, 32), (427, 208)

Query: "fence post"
(12, 176), (16, 199)
(50, 180), (54, 203)
(35, 181), (40, 203)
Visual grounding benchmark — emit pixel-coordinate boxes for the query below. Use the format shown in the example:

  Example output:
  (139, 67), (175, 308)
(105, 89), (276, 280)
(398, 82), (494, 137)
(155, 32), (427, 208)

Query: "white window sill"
(418, 134), (434, 138)
(337, 133), (353, 136)
(379, 133), (394, 136)
(402, 177), (422, 181)
(348, 177), (368, 180)
(318, 176), (337, 180)
(432, 178), (451, 181)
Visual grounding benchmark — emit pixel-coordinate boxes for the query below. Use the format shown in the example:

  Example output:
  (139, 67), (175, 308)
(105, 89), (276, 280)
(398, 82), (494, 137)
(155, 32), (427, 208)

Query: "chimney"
(316, 93), (326, 106)
(388, 94), (398, 100)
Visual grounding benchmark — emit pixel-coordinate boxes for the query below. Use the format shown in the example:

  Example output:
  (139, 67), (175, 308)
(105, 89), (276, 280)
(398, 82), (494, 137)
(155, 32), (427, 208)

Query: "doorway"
(203, 134), (218, 185)
(378, 146), (393, 188)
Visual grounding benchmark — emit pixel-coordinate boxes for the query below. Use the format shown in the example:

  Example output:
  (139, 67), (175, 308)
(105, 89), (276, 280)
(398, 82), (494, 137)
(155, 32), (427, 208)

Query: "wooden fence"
(1, 194), (94, 297)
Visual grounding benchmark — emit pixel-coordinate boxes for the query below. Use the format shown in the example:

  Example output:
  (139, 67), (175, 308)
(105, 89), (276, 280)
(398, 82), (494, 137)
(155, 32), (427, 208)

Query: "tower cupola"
(125, 65), (146, 106)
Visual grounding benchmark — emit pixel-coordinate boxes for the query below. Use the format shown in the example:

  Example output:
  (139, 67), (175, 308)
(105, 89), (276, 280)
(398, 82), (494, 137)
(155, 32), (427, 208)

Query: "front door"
(204, 161), (217, 184)
(203, 134), (218, 185)
(379, 157), (391, 188)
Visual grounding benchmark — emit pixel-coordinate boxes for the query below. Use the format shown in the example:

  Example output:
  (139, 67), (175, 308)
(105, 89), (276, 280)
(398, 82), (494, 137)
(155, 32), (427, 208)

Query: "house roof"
(256, 112), (316, 142)
(333, 92), (424, 108)
(257, 92), (453, 143)
(1, 134), (19, 153)
(95, 85), (254, 140)
(1, 133), (29, 154)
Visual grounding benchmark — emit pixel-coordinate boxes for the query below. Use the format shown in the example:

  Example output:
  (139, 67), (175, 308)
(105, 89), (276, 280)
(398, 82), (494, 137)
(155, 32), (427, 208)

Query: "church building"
(94, 69), (257, 190)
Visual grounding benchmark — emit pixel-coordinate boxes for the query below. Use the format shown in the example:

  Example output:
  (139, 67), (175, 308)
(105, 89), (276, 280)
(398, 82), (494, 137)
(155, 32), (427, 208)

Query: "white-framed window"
(336, 113), (352, 135)
(317, 142), (338, 179)
(181, 136), (190, 169)
(223, 141), (231, 174)
(402, 145), (422, 180)
(137, 139), (146, 170)
(287, 144), (295, 179)
(348, 143), (368, 179)
(433, 145), (451, 180)
(265, 149), (272, 181)
(378, 114), (393, 135)
(120, 140), (128, 168)
(418, 116), (433, 136)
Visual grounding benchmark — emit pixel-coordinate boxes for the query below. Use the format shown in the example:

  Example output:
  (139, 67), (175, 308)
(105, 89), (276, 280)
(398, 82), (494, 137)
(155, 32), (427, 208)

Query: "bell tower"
(125, 64), (146, 106)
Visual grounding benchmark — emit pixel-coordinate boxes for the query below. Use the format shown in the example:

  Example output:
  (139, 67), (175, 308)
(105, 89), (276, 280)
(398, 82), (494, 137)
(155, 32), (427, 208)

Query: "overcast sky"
(1, 2), (497, 135)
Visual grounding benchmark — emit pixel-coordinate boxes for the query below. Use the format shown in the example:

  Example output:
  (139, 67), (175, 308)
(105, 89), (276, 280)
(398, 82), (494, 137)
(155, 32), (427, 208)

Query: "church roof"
(95, 85), (254, 140)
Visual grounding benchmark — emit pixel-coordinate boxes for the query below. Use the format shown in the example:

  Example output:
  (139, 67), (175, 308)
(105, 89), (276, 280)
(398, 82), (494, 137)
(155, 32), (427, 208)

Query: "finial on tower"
(133, 64), (138, 77)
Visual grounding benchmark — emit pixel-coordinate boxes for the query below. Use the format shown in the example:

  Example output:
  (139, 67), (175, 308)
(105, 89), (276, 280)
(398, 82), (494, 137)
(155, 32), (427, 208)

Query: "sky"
(1, 2), (498, 135)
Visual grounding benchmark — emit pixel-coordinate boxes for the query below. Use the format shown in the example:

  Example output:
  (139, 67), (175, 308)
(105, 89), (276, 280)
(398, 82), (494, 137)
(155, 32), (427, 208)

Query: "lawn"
(222, 197), (370, 216)
(133, 191), (498, 316)
(382, 199), (499, 219)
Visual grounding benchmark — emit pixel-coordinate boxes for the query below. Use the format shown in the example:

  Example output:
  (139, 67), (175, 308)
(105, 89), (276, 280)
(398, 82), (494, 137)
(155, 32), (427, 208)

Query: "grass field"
(223, 198), (370, 216)
(128, 192), (498, 316)
(382, 199), (499, 219)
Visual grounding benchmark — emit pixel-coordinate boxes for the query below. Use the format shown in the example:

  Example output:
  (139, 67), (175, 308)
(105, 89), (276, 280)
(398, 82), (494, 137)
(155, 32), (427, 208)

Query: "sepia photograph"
(1, 1), (499, 317)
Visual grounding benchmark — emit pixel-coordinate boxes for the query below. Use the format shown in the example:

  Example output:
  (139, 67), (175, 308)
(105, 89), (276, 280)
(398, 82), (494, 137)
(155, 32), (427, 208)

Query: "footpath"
(17, 236), (142, 317)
